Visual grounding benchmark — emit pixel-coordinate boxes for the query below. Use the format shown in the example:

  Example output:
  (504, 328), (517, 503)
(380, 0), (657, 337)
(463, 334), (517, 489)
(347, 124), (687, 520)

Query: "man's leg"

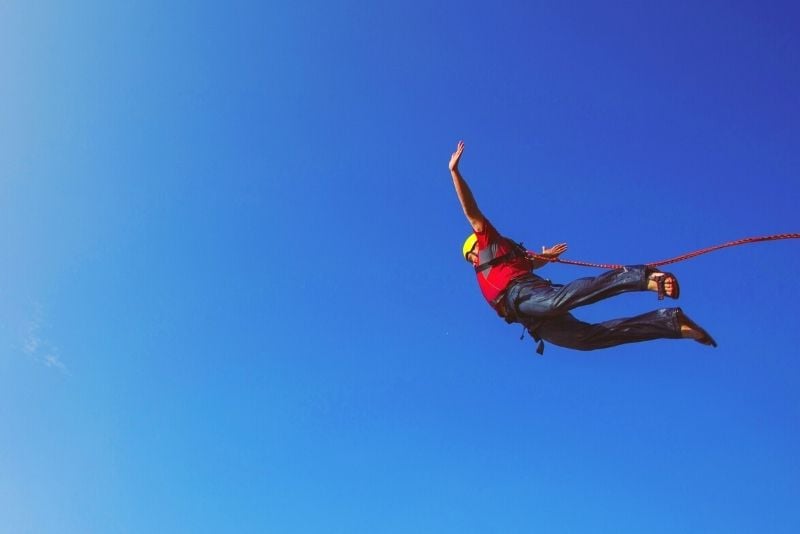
(531, 308), (683, 351)
(514, 265), (650, 318)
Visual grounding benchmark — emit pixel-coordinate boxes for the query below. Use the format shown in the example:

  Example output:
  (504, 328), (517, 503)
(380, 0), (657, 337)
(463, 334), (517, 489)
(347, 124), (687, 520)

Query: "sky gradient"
(2, 1), (799, 533)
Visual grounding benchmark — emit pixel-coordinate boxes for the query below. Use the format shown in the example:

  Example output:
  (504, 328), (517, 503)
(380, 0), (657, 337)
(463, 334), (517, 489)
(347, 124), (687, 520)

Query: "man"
(449, 140), (717, 352)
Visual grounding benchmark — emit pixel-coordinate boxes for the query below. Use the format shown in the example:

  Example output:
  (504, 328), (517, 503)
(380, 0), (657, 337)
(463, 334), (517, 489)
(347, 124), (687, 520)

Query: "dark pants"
(502, 266), (682, 351)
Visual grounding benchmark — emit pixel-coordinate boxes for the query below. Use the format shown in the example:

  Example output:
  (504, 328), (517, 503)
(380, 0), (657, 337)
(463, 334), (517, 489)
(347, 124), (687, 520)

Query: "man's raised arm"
(449, 141), (485, 233)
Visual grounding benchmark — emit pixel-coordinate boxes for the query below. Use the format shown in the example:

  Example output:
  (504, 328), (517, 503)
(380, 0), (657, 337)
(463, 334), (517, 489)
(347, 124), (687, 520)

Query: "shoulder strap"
(474, 238), (530, 273)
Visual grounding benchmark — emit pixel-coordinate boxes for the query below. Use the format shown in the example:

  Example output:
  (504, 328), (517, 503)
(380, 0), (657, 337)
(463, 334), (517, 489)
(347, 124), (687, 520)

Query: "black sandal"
(650, 271), (680, 300)
(677, 309), (717, 348)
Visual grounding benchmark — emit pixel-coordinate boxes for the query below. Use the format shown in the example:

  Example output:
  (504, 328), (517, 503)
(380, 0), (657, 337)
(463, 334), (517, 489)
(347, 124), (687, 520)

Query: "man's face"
(466, 242), (479, 266)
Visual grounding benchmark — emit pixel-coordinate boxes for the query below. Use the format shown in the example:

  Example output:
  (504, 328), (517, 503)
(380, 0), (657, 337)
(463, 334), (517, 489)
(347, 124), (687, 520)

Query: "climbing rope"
(527, 233), (800, 269)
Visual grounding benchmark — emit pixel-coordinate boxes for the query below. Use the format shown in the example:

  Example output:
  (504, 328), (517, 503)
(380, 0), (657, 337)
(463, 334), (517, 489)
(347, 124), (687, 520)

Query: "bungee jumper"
(448, 140), (717, 354)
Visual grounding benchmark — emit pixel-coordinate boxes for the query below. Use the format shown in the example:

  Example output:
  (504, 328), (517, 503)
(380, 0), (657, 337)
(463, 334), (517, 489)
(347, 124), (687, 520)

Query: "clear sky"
(2, 1), (799, 533)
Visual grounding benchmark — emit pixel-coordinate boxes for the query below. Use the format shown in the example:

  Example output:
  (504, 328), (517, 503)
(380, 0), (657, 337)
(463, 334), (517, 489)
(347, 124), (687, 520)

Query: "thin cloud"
(22, 304), (69, 375)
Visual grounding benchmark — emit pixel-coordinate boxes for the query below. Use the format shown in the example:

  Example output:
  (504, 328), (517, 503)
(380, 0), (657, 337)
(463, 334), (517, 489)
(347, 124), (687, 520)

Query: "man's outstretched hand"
(541, 243), (568, 259)
(449, 140), (465, 172)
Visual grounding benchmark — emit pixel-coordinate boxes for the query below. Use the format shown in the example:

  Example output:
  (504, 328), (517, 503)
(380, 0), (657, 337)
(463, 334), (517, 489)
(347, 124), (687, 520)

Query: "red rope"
(527, 233), (800, 269)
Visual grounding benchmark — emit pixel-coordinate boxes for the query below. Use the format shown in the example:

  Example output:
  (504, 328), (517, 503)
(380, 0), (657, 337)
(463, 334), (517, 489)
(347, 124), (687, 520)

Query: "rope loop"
(527, 233), (800, 269)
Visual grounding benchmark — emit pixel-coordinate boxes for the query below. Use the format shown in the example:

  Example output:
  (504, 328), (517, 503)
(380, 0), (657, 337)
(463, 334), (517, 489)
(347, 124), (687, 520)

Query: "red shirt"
(474, 220), (534, 305)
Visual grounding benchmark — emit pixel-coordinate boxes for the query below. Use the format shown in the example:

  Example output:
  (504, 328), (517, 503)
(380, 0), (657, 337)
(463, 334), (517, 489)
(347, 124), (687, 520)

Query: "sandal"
(649, 270), (680, 300)
(677, 309), (717, 348)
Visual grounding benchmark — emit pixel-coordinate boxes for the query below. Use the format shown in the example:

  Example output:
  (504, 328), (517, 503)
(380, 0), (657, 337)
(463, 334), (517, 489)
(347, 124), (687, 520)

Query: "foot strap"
(653, 272), (680, 300)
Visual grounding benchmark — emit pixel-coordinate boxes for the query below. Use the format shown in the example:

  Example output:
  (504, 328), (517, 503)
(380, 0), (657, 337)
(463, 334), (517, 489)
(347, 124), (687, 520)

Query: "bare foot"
(677, 309), (717, 347)
(680, 323), (704, 340)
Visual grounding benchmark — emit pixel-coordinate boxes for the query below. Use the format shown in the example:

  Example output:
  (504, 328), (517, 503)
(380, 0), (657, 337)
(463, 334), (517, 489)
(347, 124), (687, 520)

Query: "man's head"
(462, 234), (479, 265)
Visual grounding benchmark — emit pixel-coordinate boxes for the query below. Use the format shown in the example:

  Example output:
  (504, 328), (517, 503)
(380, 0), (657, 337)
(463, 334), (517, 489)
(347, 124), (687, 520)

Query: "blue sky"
(1, 1), (799, 532)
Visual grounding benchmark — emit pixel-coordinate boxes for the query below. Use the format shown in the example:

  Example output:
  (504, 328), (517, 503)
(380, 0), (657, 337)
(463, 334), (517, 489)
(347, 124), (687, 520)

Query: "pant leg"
(513, 265), (650, 319)
(531, 308), (682, 351)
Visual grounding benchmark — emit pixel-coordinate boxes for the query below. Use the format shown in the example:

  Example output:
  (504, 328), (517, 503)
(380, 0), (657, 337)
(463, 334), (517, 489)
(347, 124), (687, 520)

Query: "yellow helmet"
(462, 233), (478, 261)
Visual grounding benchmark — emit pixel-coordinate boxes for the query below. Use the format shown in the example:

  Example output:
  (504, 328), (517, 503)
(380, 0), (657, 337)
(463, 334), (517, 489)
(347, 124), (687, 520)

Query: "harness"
(475, 238), (548, 355)
(474, 237), (531, 312)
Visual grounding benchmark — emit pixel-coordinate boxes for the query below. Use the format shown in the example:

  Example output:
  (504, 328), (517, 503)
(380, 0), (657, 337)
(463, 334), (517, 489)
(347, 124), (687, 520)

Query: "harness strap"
(474, 239), (528, 273)
(475, 252), (515, 273)
(519, 324), (545, 355)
